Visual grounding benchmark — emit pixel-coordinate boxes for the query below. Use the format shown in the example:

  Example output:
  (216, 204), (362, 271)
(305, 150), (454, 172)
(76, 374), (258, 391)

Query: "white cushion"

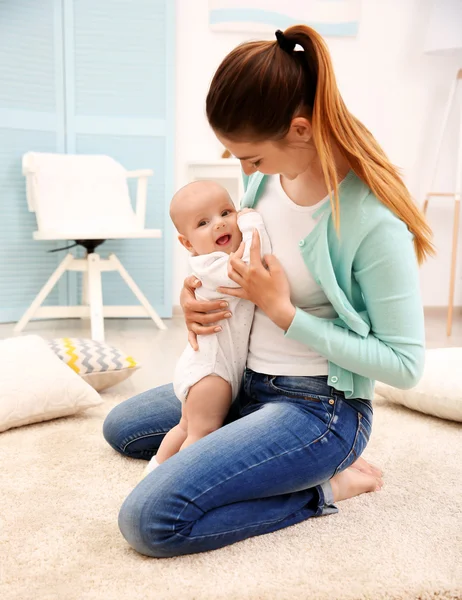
(48, 338), (140, 392)
(0, 335), (102, 433)
(375, 347), (462, 422)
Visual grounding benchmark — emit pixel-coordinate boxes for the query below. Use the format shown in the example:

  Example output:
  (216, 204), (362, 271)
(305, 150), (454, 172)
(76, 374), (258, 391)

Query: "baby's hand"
(238, 208), (255, 216)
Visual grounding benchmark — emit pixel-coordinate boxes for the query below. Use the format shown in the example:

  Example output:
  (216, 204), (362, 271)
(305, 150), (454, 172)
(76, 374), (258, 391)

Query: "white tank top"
(247, 175), (338, 376)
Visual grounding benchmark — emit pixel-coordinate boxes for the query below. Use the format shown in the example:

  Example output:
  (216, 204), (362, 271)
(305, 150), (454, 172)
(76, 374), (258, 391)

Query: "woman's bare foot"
(331, 467), (383, 502)
(350, 456), (383, 478)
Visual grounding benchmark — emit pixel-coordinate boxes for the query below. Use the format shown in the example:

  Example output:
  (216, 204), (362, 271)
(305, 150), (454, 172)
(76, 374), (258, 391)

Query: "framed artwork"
(209, 0), (361, 36)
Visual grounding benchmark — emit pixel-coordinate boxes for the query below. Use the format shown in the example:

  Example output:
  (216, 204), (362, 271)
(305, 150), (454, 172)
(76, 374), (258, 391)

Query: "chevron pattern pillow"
(49, 338), (140, 392)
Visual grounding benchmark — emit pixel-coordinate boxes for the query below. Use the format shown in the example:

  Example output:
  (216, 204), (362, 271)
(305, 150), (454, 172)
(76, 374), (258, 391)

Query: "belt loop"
(330, 386), (344, 399)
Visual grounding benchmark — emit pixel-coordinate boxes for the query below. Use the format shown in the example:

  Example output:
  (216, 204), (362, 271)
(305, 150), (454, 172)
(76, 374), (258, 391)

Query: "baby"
(142, 180), (270, 478)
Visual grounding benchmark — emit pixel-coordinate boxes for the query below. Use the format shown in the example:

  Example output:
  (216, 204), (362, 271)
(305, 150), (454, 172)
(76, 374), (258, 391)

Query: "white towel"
(23, 152), (138, 234)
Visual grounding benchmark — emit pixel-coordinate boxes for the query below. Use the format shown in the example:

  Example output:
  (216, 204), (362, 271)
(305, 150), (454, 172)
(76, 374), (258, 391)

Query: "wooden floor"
(0, 308), (460, 393)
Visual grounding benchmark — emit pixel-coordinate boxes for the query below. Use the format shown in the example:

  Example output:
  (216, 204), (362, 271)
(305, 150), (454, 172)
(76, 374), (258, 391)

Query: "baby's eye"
(251, 160), (261, 168)
(222, 210), (232, 217)
(198, 220), (207, 227)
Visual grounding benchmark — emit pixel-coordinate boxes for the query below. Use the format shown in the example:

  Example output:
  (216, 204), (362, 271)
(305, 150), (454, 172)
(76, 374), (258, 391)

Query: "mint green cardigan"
(241, 171), (425, 400)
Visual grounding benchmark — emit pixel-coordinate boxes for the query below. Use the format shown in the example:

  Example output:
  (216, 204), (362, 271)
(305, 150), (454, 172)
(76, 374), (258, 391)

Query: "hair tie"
(275, 30), (296, 53)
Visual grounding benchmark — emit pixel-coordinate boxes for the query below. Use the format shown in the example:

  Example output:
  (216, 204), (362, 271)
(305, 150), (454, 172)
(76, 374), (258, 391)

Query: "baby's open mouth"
(216, 234), (231, 246)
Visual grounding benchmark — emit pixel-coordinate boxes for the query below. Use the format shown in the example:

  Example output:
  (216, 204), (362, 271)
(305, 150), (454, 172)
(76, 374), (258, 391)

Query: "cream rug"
(1, 392), (461, 600)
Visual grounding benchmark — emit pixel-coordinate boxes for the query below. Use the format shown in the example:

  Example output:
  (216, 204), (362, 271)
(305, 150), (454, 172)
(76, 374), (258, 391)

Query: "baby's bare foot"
(350, 456), (383, 478)
(331, 467), (383, 503)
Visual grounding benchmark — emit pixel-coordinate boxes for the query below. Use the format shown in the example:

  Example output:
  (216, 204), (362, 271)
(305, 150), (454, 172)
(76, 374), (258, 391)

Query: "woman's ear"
(287, 117), (312, 144)
(178, 234), (194, 253)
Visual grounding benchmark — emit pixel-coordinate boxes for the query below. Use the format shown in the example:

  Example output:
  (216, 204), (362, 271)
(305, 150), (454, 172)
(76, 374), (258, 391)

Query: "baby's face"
(179, 191), (241, 256)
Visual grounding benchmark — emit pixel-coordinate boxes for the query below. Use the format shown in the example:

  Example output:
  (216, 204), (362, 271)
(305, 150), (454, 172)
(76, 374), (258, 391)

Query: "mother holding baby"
(103, 25), (432, 557)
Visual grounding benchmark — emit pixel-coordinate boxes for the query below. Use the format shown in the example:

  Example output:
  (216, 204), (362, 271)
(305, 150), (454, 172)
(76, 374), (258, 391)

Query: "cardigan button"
(298, 239), (305, 247)
(331, 376), (339, 384)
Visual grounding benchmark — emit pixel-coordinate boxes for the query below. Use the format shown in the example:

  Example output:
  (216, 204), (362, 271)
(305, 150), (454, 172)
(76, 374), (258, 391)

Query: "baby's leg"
(141, 408), (188, 480)
(155, 406), (188, 464)
(180, 375), (232, 451)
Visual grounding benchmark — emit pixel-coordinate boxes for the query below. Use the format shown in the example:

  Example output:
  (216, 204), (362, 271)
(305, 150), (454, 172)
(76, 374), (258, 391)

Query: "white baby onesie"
(174, 211), (271, 403)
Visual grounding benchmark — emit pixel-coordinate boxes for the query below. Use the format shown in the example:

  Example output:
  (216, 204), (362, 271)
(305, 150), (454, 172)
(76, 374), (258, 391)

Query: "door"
(63, 0), (174, 318)
(0, 0), (174, 323)
(0, 0), (68, 322)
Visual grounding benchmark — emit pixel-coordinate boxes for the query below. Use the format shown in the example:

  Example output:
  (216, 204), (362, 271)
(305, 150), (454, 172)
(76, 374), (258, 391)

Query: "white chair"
(14, 152), (167, 341)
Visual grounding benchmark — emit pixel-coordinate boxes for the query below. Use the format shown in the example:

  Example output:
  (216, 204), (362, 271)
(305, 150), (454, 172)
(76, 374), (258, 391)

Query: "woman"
(103, 25), (432, 558)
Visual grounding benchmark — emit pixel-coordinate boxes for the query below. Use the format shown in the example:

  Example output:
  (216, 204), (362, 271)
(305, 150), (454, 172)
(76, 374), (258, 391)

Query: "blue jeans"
(103, 369), (373, 558)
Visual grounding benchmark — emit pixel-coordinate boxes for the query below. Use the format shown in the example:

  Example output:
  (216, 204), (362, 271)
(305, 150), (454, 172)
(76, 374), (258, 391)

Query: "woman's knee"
(118, 474), (196, 558)
(102, 404), (127, 455)
(102, 384), (181, 458)
(118, 487), (160, 557)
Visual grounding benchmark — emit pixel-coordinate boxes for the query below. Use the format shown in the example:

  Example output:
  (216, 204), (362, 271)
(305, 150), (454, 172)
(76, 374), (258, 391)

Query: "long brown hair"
(206, 25), (434, 263)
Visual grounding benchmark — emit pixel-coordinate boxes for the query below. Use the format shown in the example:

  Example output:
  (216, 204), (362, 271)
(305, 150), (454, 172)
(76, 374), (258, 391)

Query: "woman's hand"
(218, 230), (296, 331)
(180, 276), (232, 351)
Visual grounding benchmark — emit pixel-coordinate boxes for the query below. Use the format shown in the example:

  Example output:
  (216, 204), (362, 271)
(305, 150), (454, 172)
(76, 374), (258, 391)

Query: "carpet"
(1, 392), (461, 600)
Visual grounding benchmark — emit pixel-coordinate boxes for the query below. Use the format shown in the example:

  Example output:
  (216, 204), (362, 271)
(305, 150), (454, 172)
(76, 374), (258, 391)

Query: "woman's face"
(216, 119), (316, 180)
